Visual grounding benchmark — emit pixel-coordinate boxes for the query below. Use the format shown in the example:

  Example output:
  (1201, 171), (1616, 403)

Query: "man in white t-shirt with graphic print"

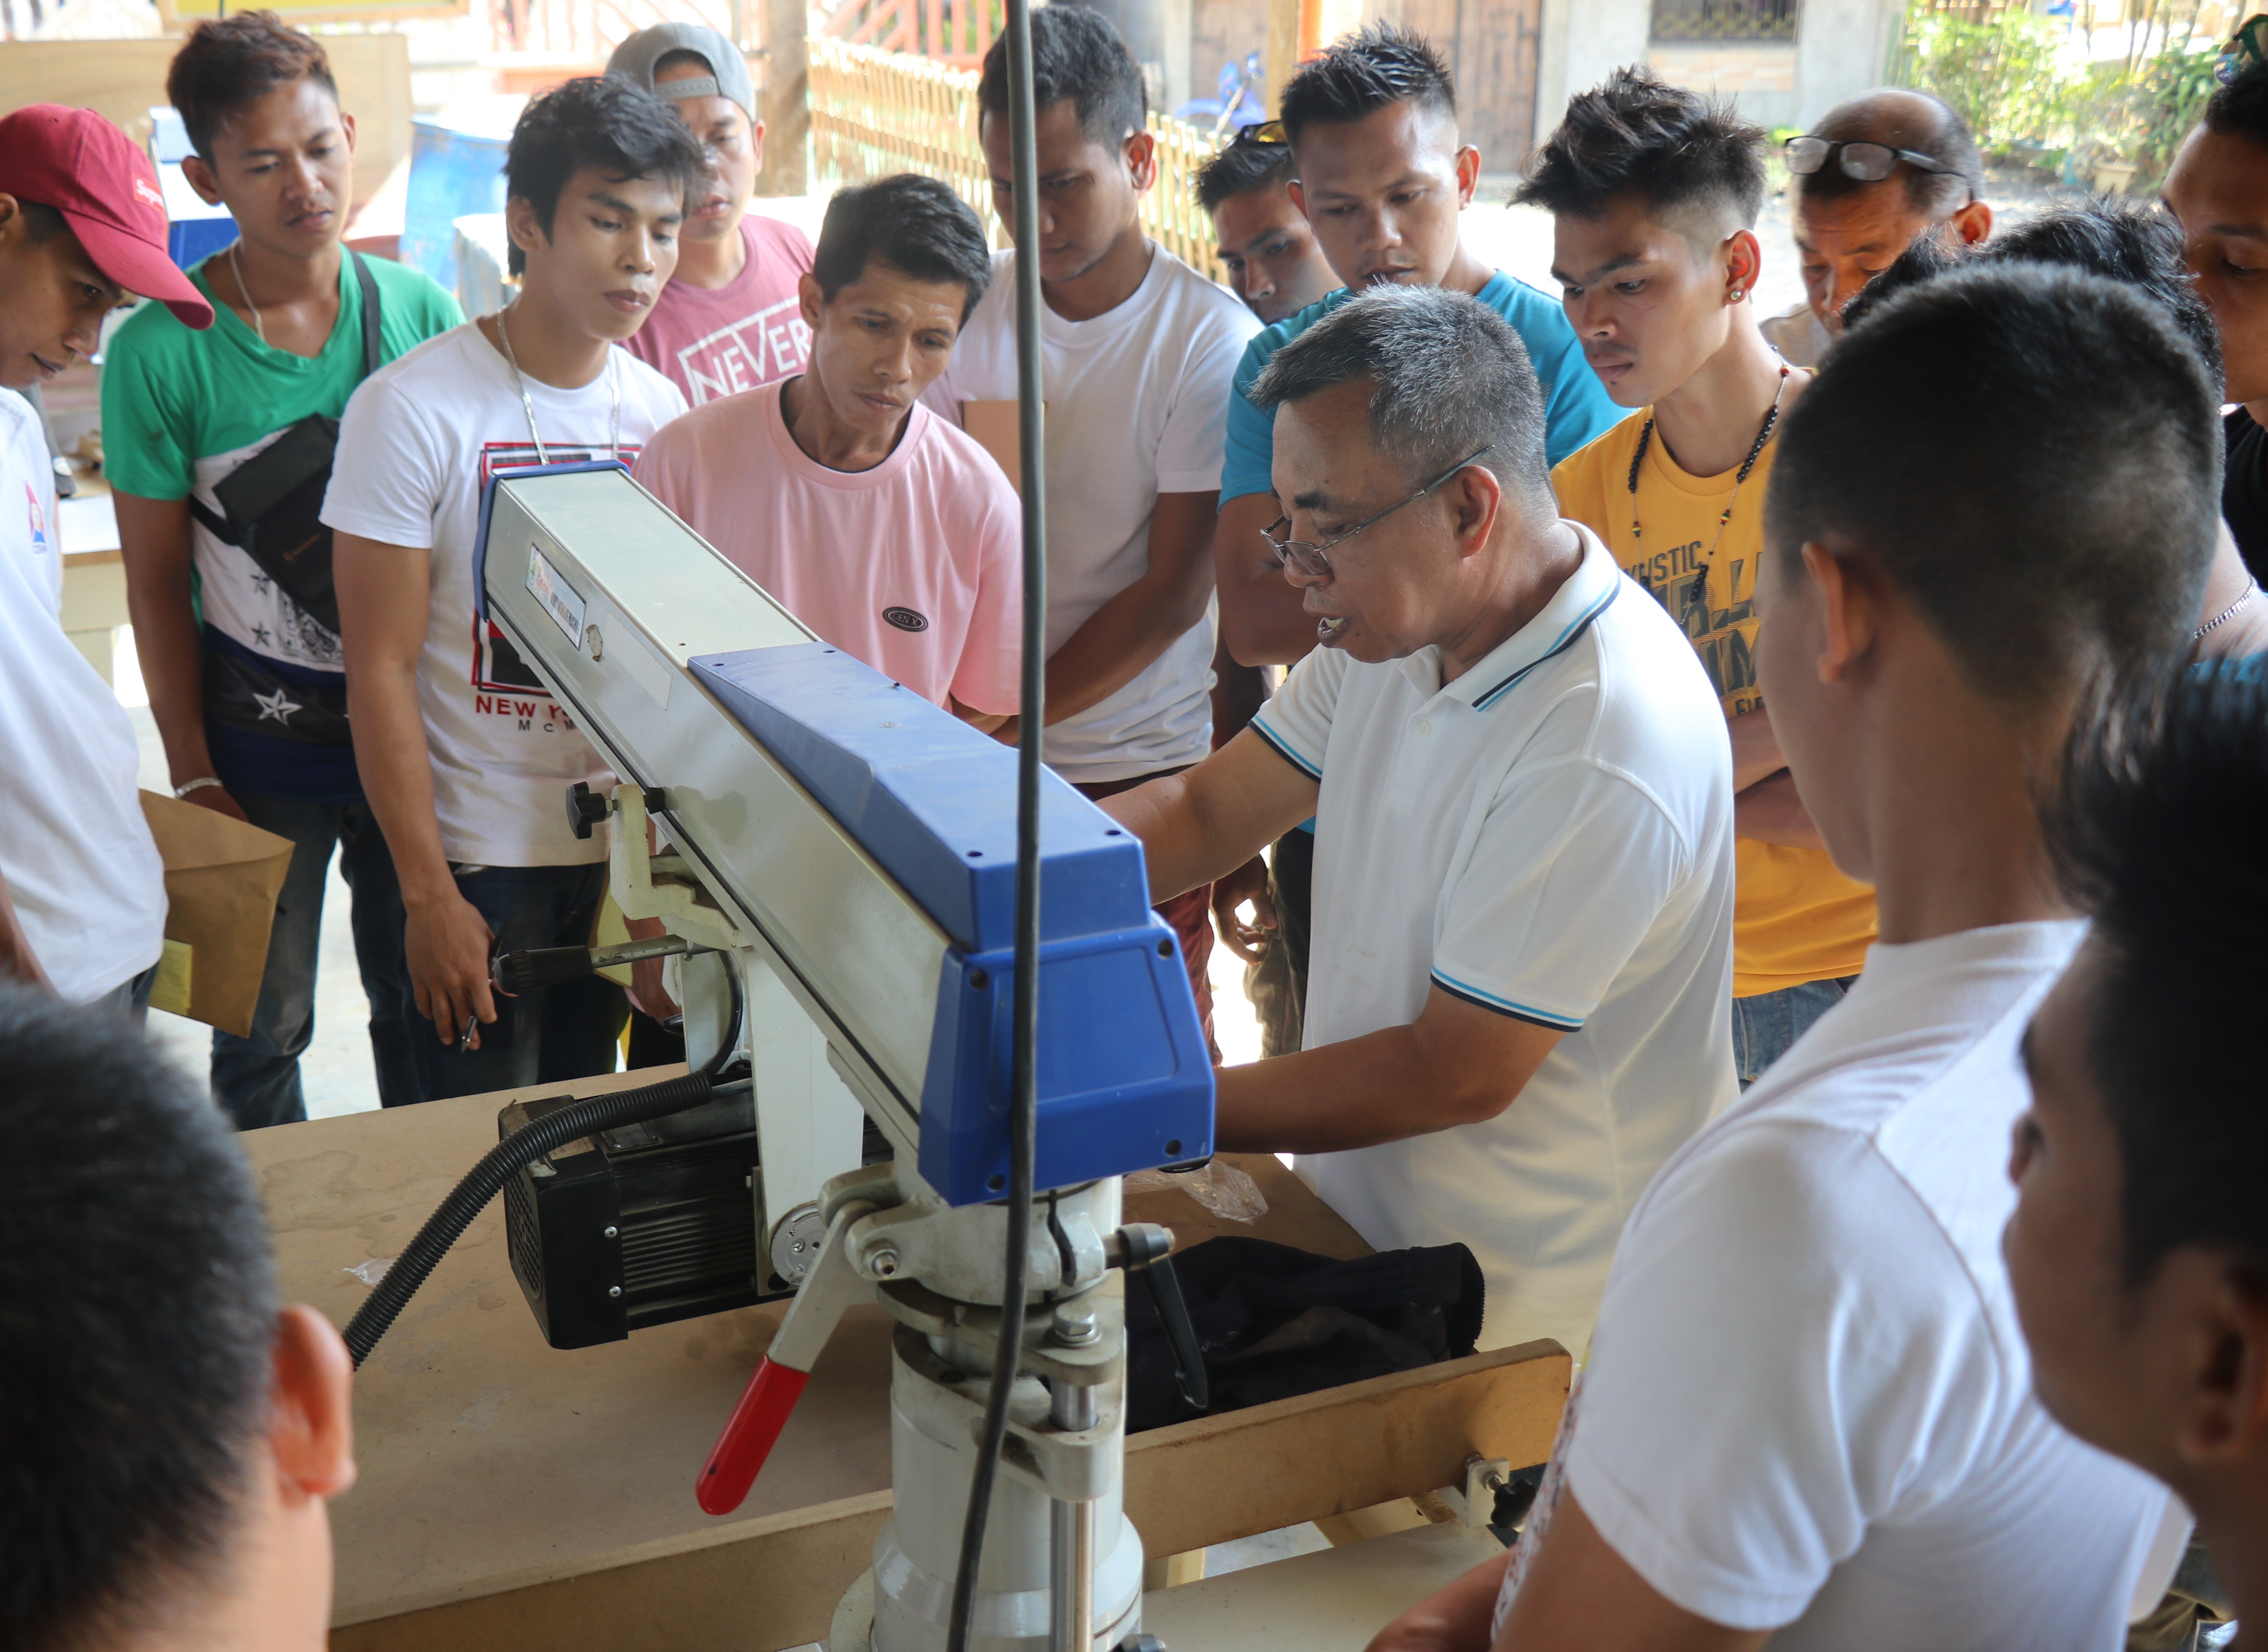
(924, 6), (1260, 1056)
(324, 76), (698, 1101)
(1105, 284), (1735, 1362)
(1370, 273), (2219, 1652)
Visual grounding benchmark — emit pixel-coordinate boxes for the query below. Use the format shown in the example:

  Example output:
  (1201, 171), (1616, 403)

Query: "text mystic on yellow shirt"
(1553, 415), (1876, 998)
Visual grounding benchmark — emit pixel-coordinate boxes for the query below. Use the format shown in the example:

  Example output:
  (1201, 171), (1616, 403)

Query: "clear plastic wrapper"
(1124, 1159), (1268, 1222)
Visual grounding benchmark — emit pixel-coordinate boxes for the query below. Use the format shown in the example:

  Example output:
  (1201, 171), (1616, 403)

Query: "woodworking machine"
(474, 460), (1215, 1652)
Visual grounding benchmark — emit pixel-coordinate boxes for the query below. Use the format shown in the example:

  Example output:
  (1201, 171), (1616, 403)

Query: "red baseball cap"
(0, 104), (214, 329)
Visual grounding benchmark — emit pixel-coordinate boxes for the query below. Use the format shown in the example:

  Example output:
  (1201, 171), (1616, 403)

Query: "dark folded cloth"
(1125, 1236), (1485, 1432)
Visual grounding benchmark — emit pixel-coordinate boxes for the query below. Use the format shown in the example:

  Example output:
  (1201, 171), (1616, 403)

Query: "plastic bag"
(343, 1256), (394, 1286)
(1124, 1159), (1269, 1222)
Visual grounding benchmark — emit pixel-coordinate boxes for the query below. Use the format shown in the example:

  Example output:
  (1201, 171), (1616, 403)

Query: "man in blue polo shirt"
(1209, 23), (1623, 1047)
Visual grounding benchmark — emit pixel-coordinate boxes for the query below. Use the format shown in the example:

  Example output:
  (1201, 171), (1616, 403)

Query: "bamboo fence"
(809, 34), (1229, 281)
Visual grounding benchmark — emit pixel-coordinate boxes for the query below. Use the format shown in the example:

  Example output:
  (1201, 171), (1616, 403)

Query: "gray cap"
(607, 22), (755, 119)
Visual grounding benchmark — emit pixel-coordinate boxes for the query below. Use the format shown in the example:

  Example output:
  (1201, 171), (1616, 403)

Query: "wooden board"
(240, 1077), (1562, 1651)
(0, 36), (414, 218)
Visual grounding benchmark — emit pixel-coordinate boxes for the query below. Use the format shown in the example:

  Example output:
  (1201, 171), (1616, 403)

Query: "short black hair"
(1844, 197), (2223, 389)
(1250, 283), (1551, 510)
(18, 199), (67, 242)
(1278, 23), (1455, 148)
(0, 986), (278, 1651)
(165, 11), (339, 163)
(1194, 136), (1296, 214)
(1796, 87), (1980, 218)
(2204, 70), (2268, 152)
(2046, 663), (2268, 1288)
(813, 174), (993, 322)
(1516, 65), (1766, 239)
(505, 75), (706, 277)
(1766, 265), (2221, 710)
(978, 6), (1146, 151)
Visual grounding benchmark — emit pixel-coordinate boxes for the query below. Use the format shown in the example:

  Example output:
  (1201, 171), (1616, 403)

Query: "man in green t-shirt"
(103, 14), (461, 1128)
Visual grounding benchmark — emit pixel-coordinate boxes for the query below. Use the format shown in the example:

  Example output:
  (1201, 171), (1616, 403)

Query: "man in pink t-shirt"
(607, 23), (815, 404)
(634, 173), (1020, 722)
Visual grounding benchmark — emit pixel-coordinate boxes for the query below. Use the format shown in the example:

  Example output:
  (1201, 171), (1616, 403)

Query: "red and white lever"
(696, 1200), (873, 1515)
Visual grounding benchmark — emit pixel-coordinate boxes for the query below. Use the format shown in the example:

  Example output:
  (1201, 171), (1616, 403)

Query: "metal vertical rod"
(1049, 1382), (1099, 1652)
(943, 0), (1046, 1644)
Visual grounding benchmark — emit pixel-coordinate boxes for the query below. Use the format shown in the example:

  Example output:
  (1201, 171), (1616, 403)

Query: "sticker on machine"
(526, 542), (587, 645)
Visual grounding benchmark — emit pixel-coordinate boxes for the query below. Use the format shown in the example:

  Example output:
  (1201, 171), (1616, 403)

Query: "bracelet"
(173, 776), (225, 799)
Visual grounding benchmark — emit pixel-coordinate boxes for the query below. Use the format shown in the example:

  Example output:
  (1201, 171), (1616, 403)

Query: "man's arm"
(1043, 490), (1217, 724)
(0, 867), (51, 991)
(1100, 725), (1318, 901)
(334, 529), (498, 1048)
(1728, 705), (1822, 846)
(1215, 491), (1317, 666)
(1213, 983), (1563, 1152)
(114, 492), (246, 822)
(1208, 640), (1275, 962)
(1488, 1489), (1768, 1652)
(1365, 1552), (1509, 1652)
(1733, 771), (1825, 849)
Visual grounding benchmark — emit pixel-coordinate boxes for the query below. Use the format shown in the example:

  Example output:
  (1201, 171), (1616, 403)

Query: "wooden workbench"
(245, 1070), (1569, 1651)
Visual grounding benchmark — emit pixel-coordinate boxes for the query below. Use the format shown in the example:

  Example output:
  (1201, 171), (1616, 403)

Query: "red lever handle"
(696, 1356), (811, 1515)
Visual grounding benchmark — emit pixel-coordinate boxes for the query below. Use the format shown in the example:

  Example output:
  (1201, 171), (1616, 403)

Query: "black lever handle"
(1113, 1221), (1208, 1412)
(492, 934), (705, 995)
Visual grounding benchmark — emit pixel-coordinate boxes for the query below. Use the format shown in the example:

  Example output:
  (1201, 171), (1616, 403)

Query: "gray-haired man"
(1104, 285), (1736, 1358)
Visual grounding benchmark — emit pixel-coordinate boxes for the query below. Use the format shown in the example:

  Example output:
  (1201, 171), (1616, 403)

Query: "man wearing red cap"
(0, 104), (214, 1013)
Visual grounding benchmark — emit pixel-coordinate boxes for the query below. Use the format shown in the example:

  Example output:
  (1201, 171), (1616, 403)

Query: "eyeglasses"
(2218, 14), (2268, 85)
(1261, 447), (1492, 581)
(1229, 119), (1288, 148)
(1783, 135), (1967, 185)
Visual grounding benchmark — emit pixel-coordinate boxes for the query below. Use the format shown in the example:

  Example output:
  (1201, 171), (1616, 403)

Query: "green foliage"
(1894, 1), (2219, 192)
(1901, 5), (2074, 150)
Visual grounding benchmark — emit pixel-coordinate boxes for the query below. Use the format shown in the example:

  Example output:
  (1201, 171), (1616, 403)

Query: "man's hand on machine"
(405, 887), (499, 1050)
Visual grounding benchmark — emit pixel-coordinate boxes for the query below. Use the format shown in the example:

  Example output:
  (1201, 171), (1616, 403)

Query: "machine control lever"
(1111, 1223), (1208, 1412)
(695, 1198), (876, 1515)
(491, 934), (711, 995)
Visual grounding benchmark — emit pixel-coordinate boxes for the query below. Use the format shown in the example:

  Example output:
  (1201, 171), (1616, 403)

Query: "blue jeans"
(216, 792), (419, 1130)
(406, 862), (625, 1103)
(91, 963), (156, 1019)
(1732, 975), (1859, 1090)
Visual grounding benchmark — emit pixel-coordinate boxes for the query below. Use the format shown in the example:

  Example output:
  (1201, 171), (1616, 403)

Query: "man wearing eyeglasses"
(1762, 88), (1990, 366)
(1105, 284), (1735, 1362)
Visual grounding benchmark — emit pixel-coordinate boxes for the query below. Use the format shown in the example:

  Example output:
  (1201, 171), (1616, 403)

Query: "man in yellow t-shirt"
(1519, 67), (1877, 1086)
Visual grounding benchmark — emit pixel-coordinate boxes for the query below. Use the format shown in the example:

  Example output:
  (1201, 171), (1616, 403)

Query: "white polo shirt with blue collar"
(1250, 521), (1738, 1358)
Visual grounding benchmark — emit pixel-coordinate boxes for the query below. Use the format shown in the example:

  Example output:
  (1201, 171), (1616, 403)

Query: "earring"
(1729, 287), (1746, 302)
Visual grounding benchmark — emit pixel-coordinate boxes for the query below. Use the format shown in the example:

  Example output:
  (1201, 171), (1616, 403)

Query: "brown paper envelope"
(138, 791), (294, 1038)
(961, 399), (1036, 496)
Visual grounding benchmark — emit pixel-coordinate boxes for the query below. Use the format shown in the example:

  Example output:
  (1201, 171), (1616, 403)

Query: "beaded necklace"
(1626, 365), (1790, 600)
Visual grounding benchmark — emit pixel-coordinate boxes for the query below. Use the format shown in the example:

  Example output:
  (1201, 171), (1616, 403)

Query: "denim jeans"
(90, 963), (156, 1020)
(1731, 975), (1860, 1090)
(215, 792), (418, 1130)
(406, 862), (625, 1103)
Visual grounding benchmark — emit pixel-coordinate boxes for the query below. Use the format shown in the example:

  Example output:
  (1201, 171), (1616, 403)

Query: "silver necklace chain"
(229, 240), (266, 345)
(2194, 578), (2257, 642)
(495, 302), (619, 465)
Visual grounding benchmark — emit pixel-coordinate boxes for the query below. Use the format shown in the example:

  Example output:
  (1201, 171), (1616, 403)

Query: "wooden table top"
(242, 1069), (1364, 1627)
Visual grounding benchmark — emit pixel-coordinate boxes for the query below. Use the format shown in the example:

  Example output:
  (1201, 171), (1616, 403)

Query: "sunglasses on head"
(1229, 119), (1289, 148)
(1782, 134), (1966, 184)
(2218, 14), (2268, 86)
